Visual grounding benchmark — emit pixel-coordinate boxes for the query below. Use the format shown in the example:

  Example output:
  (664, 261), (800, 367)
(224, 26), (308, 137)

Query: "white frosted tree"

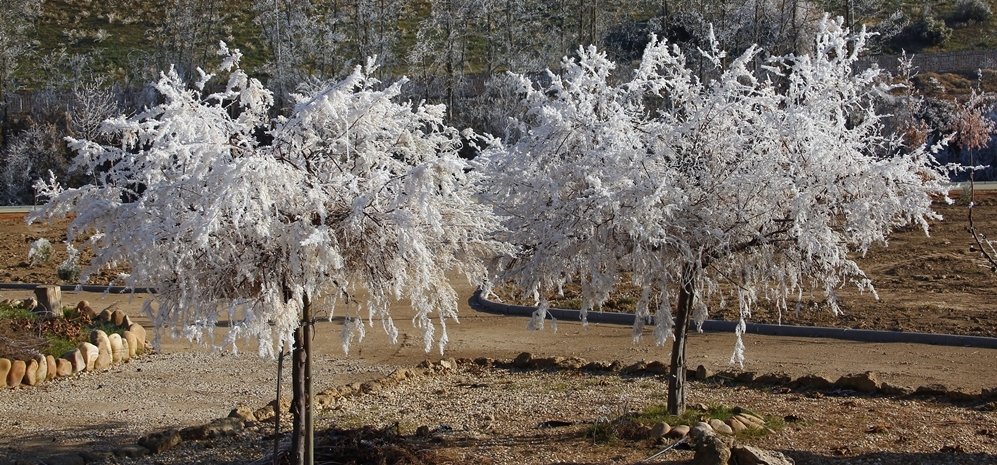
(31, 45), (502, 464)
(483, 17), (949, 414)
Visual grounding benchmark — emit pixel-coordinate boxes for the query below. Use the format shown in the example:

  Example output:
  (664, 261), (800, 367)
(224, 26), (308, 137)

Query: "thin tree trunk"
(290, 294), (314, 465)
(667, 270), (696, 415)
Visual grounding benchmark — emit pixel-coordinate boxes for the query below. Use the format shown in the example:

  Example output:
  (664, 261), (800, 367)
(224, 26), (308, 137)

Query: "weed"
(45, 334), (78, 357)
(0, 303), (37, 321)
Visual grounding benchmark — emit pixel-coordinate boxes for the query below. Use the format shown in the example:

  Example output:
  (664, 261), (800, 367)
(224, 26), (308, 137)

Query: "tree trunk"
(667, 270), (696, 415)
(290, 295), (314, 465)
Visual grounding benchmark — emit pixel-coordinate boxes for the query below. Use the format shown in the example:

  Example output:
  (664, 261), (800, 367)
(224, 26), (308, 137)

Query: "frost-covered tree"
(483, 17), (949, 414)
(32, 45), (502, 464)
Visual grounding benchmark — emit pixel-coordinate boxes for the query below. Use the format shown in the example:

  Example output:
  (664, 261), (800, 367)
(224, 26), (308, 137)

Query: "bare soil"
(1, 198), (996, 465)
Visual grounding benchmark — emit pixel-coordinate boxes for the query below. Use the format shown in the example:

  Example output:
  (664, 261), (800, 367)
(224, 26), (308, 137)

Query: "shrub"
(27, 238), (52, 266)
(57, 243), (81, 282)
(952, 0), (993, 23)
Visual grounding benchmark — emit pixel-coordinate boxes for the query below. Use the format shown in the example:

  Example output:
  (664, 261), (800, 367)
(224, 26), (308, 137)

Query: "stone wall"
(1, 301), (149, 388)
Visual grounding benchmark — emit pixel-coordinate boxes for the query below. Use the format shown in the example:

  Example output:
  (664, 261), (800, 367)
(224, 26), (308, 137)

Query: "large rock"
(55, 358), (73, 377)
(691, 433), (733, 465)
(128, 323), (147, 351)
(62, 349), (85, 373)
(109, 333), (126, 362)
(76, 301), (96, 318)
(123, 331), (140, 358)
(79, 342), (100, 371)
(0, 358), (10, 387)
(33, 355), (47, 385)
(45, 355), (56, 381)
(138, 429), (182, 454)
(23, 359), (39, 386)
(666, 424), (690, 438)
(836, 371), (881, 393)
(111, 310), (126, 326)
(709, 418), (733, 435)
(732, 445), (796, 465)
(90, 330), (112, 369)
(7, 359), (26, 387)
(180, 418), (243, 440)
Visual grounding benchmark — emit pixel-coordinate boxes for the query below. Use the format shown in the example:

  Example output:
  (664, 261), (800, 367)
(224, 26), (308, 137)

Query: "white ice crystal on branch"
(31, 47), (504, 357)
(483, 16), (949, 414)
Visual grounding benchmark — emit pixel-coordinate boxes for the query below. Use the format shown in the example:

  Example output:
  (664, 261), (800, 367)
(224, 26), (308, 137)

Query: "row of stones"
(1, 302), (148, 389)
(498, 352), (997, 403)
(123, 365), (427, 459)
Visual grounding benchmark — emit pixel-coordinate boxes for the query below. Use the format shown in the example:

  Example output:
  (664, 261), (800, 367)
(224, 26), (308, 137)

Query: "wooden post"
(33, 285), (62, 318)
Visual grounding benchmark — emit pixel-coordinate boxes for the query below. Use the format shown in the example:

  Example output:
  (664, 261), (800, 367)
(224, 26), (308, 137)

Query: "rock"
(314, 393), (334, 408)
(229, 405), (257, 423)
(666, 424), (690, 438)
(114, 445), (150, 458)
(62, 349), (85, 373)
(728, 418), (748, 434)
(709, 418), (733, 435)
(915, 383), (949, 396)
(180, 417), (243, 440)
(128, 323), (147, 350)
(45, 355), (56, 380)
(790, 374), (834, 391)
(97, 308), (113, 322)
(111, 309), (126, 326)
(18, 297), (38, 310)
(33, 355), (47, 384)
(473, 357), (494, 367)
(0, 358), (10, 387)
(650, 421), (671, 438)
(120, 339), (131, 362)
(438, 358), (457, 371)
(621, 361), (648, 375)
(735, 414), (765, 429)
(836, 371), (881, 393)
(690, 422), (715, 442)
(108, 333), (126, 362)
(415, 425), (431, 437)
(90, 330), (112, 370)
(513, 352), (533, 368)
(695, 364), (711, 380)
(732, 445), (796, 465)
(79, 342), (99, 371)
(55, 358), (73, 377)
(755, 372), (792, 386)
(122, 315), (134, 328)
(644, 360), (669, 375)
(581, 361), (616, 372)
(735, 371), (756, 382)
(23, 359), (39, 386)
(42, 453), (86, 465)
(123, 331), (140, 358)
(881, 382), (913, 396)
(138, 429), (182, 454)
(76, 301), (96, 318)
(691, 433), (732, 465)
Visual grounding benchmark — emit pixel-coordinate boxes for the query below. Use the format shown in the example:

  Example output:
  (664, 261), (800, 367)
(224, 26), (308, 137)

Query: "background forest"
(1, 0), (996, 205)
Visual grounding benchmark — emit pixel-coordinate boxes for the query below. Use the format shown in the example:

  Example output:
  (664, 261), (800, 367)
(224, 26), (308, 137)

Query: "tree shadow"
(786, 450), (997, 465)
(1, 420), (133, 463)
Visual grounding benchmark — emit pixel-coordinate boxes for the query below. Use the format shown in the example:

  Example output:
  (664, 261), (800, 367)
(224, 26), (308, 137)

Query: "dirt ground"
(1, 196), (996, 464)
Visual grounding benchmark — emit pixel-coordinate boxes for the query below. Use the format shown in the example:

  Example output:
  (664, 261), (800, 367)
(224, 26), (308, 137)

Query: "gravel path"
(0, 349), (396, 462)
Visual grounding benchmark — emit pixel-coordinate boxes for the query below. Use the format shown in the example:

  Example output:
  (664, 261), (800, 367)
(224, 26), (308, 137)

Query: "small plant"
(952, 0), (993, 24)
(0, 302), (37, 321)
(57, 243), (81, 282)
(27, 238), (52, 266)
(45, 335), (78, 357)
(586, 417), (618, 444)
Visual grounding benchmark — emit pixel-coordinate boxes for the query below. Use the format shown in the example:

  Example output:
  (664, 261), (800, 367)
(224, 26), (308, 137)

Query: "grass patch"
(45, 335), (78, 357)
(0, 303), (37, 321)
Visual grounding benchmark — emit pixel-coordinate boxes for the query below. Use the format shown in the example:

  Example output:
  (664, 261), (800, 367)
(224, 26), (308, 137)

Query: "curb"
(468, 290), (997, 349)
(0, 283), (155, 294)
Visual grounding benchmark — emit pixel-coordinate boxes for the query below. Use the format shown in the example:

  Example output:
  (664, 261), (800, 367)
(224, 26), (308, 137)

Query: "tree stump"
(33, 285), (62, 318)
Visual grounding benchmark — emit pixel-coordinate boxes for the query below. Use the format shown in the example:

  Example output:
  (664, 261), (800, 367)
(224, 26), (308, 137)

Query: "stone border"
(469, 290), (997, 349)
(1, 300), (149, 389)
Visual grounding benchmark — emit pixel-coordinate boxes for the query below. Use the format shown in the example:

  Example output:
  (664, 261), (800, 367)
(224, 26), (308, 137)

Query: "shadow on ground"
(786, 450), (997, 465)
